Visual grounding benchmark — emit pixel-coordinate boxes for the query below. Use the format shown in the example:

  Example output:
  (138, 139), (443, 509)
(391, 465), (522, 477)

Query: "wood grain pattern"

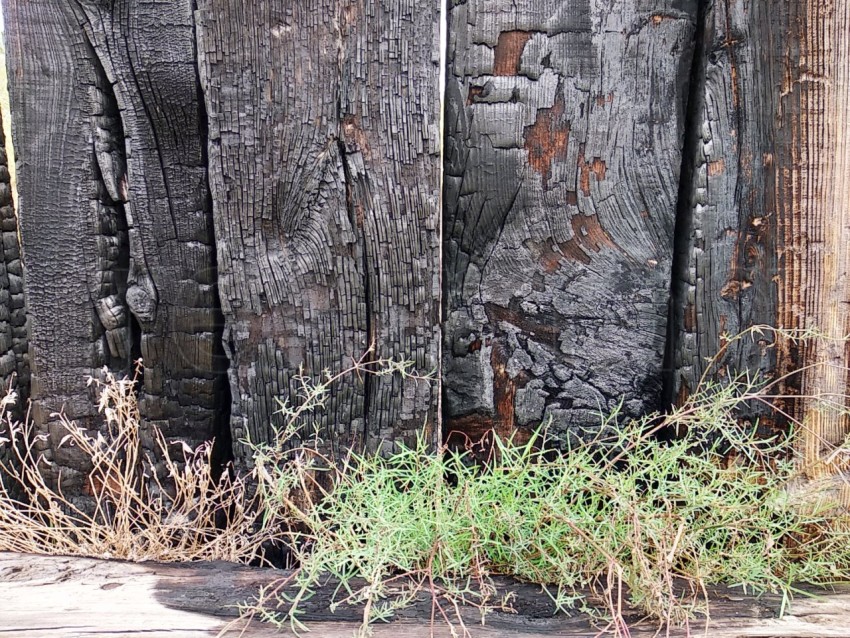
(670, 0), (850, 473)
(7, 0), (850, 499)
(789, 0), (850, 474)
(6, 0), (118, 498)
(195, 0), (441, 459)
(443, 0), (698, 445)
(3, 552), (850, 637)
(5, 0), (228, 497)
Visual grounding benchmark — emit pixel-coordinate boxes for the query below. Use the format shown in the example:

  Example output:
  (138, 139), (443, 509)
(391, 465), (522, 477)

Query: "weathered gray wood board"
(442, 0), (699, 445)
(195, 0), (441, 459)
(670, 0), (850, 467)
(5, 0), (228, 493)
(4, 552), (850, 637)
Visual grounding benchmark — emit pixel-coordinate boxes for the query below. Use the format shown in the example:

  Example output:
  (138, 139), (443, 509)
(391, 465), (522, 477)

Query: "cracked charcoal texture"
(0, 109), (29, 480)
(9, 0), (846, 498)
(0, 116), (28, 404)
(5, 0), (227, 497)
(443, 0), (698, 445)
(194, 0), (441, 461)
(671, 0), (850, 469)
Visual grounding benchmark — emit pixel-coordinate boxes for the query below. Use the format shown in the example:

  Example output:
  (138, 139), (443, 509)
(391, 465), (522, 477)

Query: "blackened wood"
(0, 113), (28, 402)
(671, 0), (786, 421)
(69, 0), (230, 463)
(194, 0), (441, 460)
(5, 0), (226, 495)
(443, 1), (698, 445)
(5, 0), (113, 498)
(0, 111), (28, 481)
(671, 0), (850, 473)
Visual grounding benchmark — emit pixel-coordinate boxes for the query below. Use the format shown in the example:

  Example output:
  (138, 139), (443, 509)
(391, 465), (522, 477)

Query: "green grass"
(245, 331), (850, 636)
(3, 330), (850, 637)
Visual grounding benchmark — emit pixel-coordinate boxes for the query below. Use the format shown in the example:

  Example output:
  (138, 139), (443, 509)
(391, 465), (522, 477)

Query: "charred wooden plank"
(69, 0), (231, 467)
(5, 0), (228, 496)
(443, 0), (699, 445)
(670, 0), (786, 424)
(0, 110), (29, 486)
(0, 112), (28, 404)
(6, 0), (117, 498)
(194, 0), (441, 460)
(671, 0), (850, 473)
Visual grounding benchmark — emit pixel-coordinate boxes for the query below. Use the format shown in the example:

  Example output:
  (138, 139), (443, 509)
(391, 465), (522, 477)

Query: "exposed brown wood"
(789, 0), (850, 476)
(670, 0), (850, 476)
(443, 0), (699, 445)
(4, 552), (850, 637)
(194, 0), (441, 460)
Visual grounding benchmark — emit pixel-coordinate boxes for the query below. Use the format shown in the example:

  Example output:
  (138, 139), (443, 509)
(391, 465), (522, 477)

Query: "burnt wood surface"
(4, 552), (850, 637)
(5, 0), (850, 485)
(670, 0), (793, 422)
(5, 0), (228, 497)
(194, 0), (441, 460)
(0, 113), (27, 403)
(670, 0), (850, 471)
(7, 0), (132, 497)
(5, 0), (441, 475)
(442, 0), (699, 446)
(0, 110), (28, 479)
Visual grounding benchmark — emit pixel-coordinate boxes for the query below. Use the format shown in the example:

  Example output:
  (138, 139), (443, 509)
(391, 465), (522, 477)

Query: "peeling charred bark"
(671, 0), (850, 473)
(0, 115), (28, 403)
(443, 0), (698, 446)
(194, 0), (441, 460)
(0, 110), (29, 480)
(5, 0), (227, 496)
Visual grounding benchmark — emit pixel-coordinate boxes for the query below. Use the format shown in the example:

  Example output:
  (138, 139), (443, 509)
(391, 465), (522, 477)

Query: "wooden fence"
(3, 0), (848, 484)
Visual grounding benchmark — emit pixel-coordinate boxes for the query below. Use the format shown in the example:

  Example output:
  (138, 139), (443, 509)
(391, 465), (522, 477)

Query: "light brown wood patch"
(493, 30), (532, 76)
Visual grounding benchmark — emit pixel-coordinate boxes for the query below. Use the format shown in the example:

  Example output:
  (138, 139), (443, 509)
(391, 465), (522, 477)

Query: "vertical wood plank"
(6, 0), (111, 495)
(672, 0), (786, 424)
(195, 0), (441, 458)
(443, 0), (698, 445)
(782, 0), (850, 473)
(71, 0), (229, 459)
(672, 0), (850, 477)
(5, 0), (226, 495)
(0, 112), (27, 402)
